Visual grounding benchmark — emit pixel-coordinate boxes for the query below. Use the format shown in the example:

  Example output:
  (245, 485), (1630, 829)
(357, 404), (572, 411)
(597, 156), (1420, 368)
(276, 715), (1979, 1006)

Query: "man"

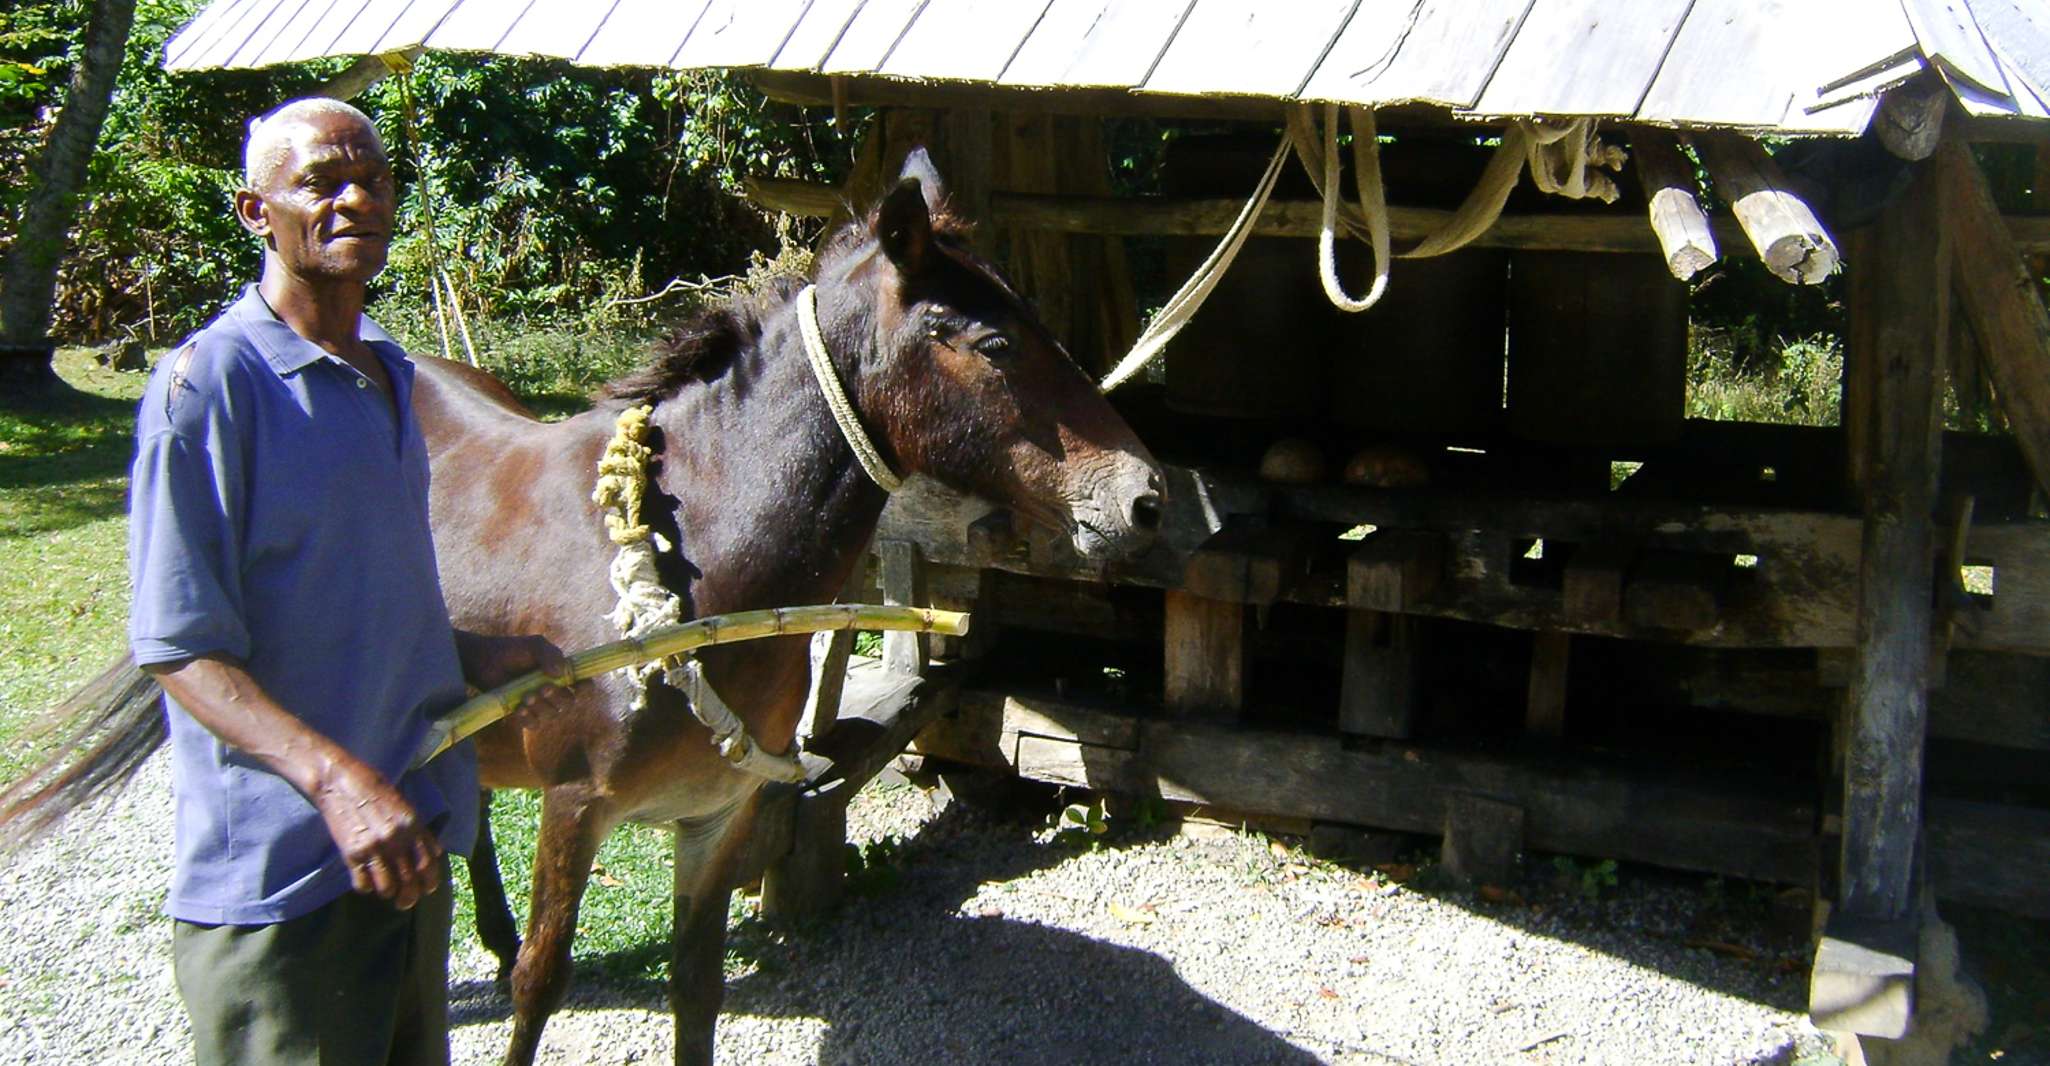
(128, 97), (567, 1065)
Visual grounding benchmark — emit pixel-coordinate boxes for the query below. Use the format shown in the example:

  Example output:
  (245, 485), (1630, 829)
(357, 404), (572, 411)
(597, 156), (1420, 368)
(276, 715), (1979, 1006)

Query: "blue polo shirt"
(129, 285), (478, 925)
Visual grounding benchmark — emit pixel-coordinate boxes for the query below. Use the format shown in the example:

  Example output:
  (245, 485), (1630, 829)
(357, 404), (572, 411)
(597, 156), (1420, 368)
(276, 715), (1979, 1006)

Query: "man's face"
(237, 112), (396, 284)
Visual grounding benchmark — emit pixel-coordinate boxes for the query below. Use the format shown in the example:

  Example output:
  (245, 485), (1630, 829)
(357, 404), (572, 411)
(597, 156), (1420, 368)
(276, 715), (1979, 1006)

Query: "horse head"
(813, 148), (1165, 563)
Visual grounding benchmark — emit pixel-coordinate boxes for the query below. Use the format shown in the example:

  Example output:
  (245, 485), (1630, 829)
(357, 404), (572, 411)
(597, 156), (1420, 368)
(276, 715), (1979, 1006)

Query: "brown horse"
(0, 150), (1162, 1064)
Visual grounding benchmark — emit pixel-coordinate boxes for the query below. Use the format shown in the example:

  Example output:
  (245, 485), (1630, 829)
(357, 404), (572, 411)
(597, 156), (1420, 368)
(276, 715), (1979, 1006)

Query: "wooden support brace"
(1563, 540), (1634, 624)
(1628, 127), (1717, 280)
(1340, 610), (1420, 739)
(1526, 630), (1571, 737)
(760, 798), (847, 923)
(1345, 530), (1445, 612)
(1935, 136), (2050, 498)
(1692, 132), (1842, 284)
(1440, 793), (1525, 887)
(879, 540), (928, 676)
(1184, 518), (1319, 606)
(1164, 589), (1245, 716)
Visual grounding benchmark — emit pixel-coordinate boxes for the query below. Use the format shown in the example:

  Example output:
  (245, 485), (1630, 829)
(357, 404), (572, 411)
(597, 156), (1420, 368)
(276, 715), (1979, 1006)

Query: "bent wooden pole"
(1691, 132), (1841, 284)
(417, 604), (969, 765)
(1935, 136), (2050, 499)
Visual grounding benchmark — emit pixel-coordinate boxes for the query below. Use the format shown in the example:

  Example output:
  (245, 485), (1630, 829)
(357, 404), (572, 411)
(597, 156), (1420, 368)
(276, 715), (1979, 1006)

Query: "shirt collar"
(230, 284), (406, 377)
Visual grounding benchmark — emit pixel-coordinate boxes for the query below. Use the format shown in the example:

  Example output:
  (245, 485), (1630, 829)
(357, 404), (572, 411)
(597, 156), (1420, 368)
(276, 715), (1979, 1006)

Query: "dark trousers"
(173, 872), (454, 1066)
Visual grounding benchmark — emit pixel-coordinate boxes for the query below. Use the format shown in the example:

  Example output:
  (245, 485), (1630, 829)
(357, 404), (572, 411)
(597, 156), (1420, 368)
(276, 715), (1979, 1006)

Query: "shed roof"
(165, 0), (2050, 135)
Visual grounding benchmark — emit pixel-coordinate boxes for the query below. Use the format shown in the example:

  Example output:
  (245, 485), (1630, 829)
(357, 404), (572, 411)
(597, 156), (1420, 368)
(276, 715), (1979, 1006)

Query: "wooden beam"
(1936, 137), (2050, 498)
(1184, 519), (1318, 606)
(1838, 152), (1946, 923)
(1628, 127), (1717, 279)
(1345, 530), (1445, 612)
(1691, 132), (1842, 284)
(1874, 74), (1949, 161)
(1163, 590), (1244, 715)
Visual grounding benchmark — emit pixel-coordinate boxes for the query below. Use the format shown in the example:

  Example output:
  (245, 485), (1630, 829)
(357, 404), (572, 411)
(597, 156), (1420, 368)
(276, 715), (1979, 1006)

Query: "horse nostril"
(1130, 492), (1163, 532)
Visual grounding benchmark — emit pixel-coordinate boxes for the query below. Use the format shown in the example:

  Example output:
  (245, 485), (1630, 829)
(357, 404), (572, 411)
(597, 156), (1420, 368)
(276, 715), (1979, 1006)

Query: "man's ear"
(876, 177), (932, 276)
(896, 146), (948, 216)
(234, 189), (271, 239)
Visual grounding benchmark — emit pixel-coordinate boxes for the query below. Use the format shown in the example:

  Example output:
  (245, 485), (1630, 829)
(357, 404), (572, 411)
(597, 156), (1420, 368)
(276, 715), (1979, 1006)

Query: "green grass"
(0, 350), (147, 782)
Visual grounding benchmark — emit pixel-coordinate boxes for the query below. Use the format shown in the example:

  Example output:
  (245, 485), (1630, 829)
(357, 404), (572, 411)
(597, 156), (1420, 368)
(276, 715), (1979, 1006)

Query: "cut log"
(1935, 137), (2050, 498)
(1628, 127), (1717, 279)
(1874, 74), (1949, 162)
(1691, 132), (1842, 284)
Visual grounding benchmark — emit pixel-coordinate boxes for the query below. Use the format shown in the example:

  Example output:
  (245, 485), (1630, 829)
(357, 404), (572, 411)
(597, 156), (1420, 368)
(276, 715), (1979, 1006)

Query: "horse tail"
(0, 654), (166, 851)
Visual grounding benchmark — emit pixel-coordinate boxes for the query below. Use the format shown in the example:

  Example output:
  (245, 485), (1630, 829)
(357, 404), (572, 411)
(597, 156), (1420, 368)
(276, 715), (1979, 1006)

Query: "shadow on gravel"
(447, 802), (1330, 1065)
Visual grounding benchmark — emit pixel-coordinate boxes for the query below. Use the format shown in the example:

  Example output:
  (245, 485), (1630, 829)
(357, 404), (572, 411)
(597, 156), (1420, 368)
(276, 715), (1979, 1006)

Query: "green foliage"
(843, 833), (909, 897)
(1552, 856), (1619, 900)
(1051, 796), (1111, 850)
(1687, 330), (1843, 426)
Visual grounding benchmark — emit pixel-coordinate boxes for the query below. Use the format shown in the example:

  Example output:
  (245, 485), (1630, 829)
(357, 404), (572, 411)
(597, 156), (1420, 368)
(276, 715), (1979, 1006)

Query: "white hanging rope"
(1099, 137), (1291, 392)
(799, 285), (903, 492)
(1314, 103), (1390, 312)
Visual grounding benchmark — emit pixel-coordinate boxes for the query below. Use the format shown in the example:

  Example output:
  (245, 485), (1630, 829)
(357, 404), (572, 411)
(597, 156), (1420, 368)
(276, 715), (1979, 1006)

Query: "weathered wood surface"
(1340, 610), (1420, 739)
(773, 0), (872, 71)
(1184, 519), (1319, 606)
(1635, 0), (1799, 128)
(1692, 132), (1842, 284)
(1937, 137), (2050, 498)
(1875, 74), (1952, 160)
(1473, 0), (1694, 117)
(1142, 0), (1358, 99)
(1902, 0), (2011, 100)
(1525, 631), (1571, 737)
(1628, 127), (1718, 279)
(880, 0), (1053, 83)
(1838, 153), (1946, 924)
(576, 0), (707, 68)
(915, 688), (2050, 915)
(1001, 0), (1195, 89)
(1563, 541), (1632, 625)
(1346, 531), (1445, 613)
(879, 540), (929, 676)
(816, 0), (925, 74)
(1810, 910), (1919, 1038)
(1441, 793), (1525, 886)
(1300, 0), (1535, 110)
(1163, 590), (1244, 716)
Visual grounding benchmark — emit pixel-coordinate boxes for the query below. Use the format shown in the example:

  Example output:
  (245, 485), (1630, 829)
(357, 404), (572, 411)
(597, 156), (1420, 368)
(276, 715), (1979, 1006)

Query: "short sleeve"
(128, 345), (254, 666)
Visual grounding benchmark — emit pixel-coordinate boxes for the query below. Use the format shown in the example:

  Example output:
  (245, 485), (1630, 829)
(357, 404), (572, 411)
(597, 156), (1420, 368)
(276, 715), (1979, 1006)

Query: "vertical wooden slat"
(879, 540), (928, 676)
(1838, 155), (1947, 922)
(1163, 589), (1244, 716)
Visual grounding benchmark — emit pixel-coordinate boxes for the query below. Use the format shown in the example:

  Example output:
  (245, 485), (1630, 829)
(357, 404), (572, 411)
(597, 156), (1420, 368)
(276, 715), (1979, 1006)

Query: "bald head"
(243, 97), (383, 191)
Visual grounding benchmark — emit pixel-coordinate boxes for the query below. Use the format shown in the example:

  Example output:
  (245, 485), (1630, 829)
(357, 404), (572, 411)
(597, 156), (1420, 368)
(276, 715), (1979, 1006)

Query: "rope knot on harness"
(592, 406), (805, 784)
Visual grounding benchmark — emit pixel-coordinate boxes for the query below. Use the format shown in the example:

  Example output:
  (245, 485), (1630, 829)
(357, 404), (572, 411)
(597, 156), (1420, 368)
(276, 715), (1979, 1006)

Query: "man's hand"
(143, 655), (443, 909)
(309, 753), (443, 909)
(453, 630), (579, 717)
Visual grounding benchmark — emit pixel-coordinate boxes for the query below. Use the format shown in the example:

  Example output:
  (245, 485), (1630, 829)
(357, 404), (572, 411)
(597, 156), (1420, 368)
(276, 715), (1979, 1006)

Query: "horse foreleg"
(670, 792), (761, 1066)
(504, 787), (609, 1066)
(469, 789), (521, 987)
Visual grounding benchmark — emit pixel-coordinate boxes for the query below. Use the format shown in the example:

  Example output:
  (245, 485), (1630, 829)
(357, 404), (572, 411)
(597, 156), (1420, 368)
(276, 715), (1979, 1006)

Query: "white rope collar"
(798, 285), (902, 493)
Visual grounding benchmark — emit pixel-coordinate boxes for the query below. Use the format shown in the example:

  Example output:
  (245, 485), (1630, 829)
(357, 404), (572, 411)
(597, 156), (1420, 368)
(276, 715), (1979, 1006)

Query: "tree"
(0, 0), (136, 392)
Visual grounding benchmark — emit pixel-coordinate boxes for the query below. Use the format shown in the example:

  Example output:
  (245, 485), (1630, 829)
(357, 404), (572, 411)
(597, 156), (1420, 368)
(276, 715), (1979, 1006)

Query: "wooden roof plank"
(491, 0), (622, 60)
(771, 0), (870, 71)
(1972, 0), (2050, 104)
(576, 0), (711, 67)
(1472, 0), (1694, 118)
(820, 0), (925, 74)
(181, 0), (294, 70)
(323, 0), (429, 58)
(424, 0), (534, 52)
(279, 0), (373, 62)
(1144, 0), (1359, 100)
(675, 0), (813, 69)
(240, 0), (344, 67)
(1302, 0), (1534, 110)
(1638, 0), (1800, 128)
(1902, 0), (2010, 98)
(999, 0), (1195, 90)
(164, 0), (259, 70)
(364, 0), (464, 56)
(879, 0), (1054, 83)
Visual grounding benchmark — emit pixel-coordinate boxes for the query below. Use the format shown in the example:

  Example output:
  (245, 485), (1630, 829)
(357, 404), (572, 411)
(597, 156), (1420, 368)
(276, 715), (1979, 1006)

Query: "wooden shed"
(167, 0), (2050, 1052)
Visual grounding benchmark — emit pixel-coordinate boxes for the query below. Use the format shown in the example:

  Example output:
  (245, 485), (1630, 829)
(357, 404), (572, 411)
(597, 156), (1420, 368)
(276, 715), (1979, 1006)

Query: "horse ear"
(897, 147), (948, 214)
(876, 176), (933, 275)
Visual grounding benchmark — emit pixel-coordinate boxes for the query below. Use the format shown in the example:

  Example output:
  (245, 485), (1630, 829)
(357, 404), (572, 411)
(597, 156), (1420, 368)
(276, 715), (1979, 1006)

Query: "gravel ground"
(0, 752), (1905, 1065)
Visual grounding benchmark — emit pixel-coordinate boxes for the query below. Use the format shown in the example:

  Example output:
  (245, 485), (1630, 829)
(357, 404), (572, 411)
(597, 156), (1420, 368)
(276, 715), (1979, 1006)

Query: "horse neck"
(648, 301), (890, 611)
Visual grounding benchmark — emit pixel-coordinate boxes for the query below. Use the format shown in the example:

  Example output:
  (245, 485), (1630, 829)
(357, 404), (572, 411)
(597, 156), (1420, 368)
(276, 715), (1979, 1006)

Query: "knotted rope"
(592, 406), (806, 783)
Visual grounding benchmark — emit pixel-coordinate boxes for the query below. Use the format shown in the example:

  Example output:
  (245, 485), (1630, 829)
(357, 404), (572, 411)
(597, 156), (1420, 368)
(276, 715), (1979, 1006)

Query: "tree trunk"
(0, 0), (138, 393)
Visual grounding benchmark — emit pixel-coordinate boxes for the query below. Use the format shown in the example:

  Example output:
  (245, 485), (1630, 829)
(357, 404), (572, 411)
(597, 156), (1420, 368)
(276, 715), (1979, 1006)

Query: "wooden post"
(1340, 611), (1420, 738)
(1163, 589), (1244, 715)
(1838, 153), (1946, 923)
(1526, 631), (1571, 737)
(879, 540), (928, 676)
(1691, 132), (1841, 284)
(759, 797), (847, 922)
(1628, 127), (1717, 280)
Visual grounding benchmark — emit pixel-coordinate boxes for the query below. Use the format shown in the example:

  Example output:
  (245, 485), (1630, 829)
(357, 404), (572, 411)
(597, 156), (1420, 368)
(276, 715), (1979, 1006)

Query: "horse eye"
(973, 334), (1013, 359)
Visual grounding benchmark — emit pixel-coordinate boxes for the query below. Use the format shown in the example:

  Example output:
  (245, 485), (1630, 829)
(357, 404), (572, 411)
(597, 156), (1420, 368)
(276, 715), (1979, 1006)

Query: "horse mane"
(603, 196), (977, 405)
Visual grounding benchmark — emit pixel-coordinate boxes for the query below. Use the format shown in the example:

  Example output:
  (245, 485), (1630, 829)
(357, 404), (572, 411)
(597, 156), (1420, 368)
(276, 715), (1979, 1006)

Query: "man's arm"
(143, 654), (443, 911)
